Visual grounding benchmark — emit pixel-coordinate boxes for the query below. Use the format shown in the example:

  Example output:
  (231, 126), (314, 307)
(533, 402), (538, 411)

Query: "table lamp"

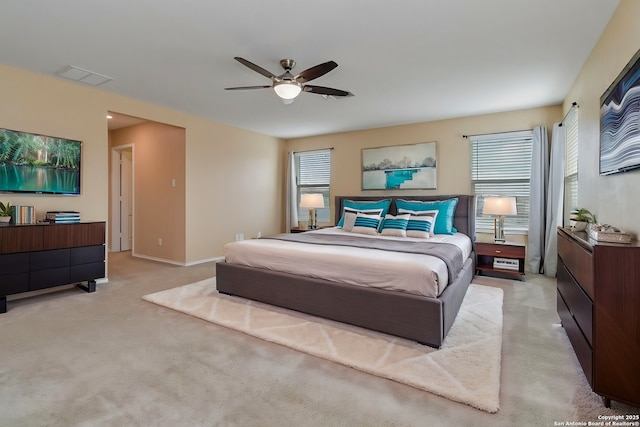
(300, 193), (325, 229)
(482, 196), (517, 243)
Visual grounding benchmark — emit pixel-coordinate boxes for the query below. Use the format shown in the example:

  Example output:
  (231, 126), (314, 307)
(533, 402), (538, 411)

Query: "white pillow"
(341, 207), (384, 232)
(398, 209), (439, 238)
(379, 214), (411, 237)
(342, 212), (357, 232)
(350, 213), (382, 236)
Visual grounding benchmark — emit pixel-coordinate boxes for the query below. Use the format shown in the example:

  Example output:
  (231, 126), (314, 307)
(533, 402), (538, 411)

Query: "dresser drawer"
(0, 273), (29, 295)
(0, 253), (29, 274)
(0, 226), (43, 253)
(476, 242), (525, 258)
(558, 232), (594, 298)
(69, 262), (104, 282)
(557, 262), (593, 345)
(29, 267), (70, 291)
(70, 245), (104, 265)
(30, 249), (70, 271)
(2, 252), (42, 295)
(557, 290), (593, 386)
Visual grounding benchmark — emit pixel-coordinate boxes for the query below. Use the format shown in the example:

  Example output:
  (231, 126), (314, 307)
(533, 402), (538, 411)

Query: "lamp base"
(308, 208), (316, 230)
(493, 216), (506, 243)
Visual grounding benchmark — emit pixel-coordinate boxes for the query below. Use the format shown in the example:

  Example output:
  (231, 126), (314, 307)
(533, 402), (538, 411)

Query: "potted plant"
(570, 208), (595, 231)
(0, 201), (12, 223)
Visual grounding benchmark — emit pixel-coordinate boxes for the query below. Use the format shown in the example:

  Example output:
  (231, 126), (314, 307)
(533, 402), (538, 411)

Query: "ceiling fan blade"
(295, 61), (338, 83)
(234, 57), (277, 80)
(303, 85), (353, 97)
(225, 85), (272, 91)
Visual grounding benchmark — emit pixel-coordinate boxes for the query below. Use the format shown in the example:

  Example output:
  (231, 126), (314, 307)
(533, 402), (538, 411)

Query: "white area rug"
(143, 278), (503, 413)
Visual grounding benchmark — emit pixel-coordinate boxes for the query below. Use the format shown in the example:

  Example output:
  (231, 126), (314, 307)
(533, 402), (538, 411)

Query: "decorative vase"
(570, 220), (588, 231)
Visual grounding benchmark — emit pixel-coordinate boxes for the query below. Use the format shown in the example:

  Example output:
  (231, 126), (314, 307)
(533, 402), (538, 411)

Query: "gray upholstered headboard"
(334, 195), (476, 241)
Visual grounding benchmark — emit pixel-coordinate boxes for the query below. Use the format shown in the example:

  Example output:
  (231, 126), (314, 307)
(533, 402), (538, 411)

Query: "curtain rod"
(558, 102), (579, 127)
(290, 147), (334, 154)
(462, 128), (532, 139)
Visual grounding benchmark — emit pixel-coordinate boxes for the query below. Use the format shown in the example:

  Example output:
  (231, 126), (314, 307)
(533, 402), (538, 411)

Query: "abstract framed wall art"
(362, 141), (437, 190)
(600, 48), (640, 176)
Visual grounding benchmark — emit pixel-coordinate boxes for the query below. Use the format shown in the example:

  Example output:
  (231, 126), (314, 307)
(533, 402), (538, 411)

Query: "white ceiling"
(1, 0), (620, 139)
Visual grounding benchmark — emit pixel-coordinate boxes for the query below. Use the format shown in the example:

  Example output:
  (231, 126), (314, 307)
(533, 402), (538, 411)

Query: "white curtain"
(543, 123), (565, 277)
(528, 126), (549, 273)
(285, 151), (298, 232)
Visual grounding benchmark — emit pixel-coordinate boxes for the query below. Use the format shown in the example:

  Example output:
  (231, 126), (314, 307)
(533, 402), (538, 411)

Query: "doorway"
(111, 145), (133, 252)
(107, 111), (186, 263)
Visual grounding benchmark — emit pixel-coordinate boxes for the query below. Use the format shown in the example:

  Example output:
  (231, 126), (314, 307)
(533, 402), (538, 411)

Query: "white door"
(110, 146), (133, 252)
(120, 150), (133, 251)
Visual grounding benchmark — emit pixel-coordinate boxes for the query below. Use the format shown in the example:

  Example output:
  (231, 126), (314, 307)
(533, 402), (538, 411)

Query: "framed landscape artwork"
(362, 141), (437, 190)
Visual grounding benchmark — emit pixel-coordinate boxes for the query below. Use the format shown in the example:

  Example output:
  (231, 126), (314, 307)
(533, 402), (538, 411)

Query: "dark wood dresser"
(0, 222), (106, 313)
(557, 227), (640, 408)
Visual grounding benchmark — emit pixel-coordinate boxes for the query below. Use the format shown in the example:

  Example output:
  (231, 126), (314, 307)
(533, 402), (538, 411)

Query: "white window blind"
(470, 130), (533, 233)
(564, 106), (579, 221)
(295, 149), (331, 222)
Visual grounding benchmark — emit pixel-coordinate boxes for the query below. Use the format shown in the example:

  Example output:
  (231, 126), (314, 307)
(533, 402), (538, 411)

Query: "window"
(564, 106), (579, 224)
(470, 130), (533, 233)
(295, 149), (331, 223)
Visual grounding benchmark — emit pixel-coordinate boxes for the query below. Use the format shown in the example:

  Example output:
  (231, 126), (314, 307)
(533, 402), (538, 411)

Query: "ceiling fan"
(225, 57), (354, 103)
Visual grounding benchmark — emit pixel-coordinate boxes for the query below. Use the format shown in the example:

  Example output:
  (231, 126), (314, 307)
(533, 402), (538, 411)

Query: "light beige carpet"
(143, 278), (504, 413)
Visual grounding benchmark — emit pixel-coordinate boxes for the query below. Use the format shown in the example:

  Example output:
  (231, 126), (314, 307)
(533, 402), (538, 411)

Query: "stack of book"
(45, 211), (81, 223)
(10, 205), (36, 224)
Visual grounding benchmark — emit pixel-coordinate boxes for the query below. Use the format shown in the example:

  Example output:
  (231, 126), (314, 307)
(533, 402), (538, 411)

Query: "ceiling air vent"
(56, 65), (113, 86)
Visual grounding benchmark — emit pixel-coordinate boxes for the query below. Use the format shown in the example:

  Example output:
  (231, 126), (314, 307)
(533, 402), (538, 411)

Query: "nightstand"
(476, 241), (525, 280)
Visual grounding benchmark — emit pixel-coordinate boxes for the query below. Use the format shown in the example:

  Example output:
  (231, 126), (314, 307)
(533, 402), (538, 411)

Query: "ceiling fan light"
(273, 81), (302, 99)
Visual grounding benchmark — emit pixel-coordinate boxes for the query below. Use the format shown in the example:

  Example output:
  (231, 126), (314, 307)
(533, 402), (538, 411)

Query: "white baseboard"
(131, 253), (224, 266)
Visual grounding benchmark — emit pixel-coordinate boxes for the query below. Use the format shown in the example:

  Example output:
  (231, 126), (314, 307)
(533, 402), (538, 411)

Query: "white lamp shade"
(273, 81), (302, 99)
(300, 193), (325, 209)
(482, 196), (517, 216)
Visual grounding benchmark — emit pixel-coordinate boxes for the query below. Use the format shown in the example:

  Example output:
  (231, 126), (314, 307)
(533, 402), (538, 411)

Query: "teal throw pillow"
(337, 199), (392, 227)
(395, 198), (458, 234)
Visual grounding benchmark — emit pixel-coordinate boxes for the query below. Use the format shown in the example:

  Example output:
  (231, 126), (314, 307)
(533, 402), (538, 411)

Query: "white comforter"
(223, 227), (472, 298)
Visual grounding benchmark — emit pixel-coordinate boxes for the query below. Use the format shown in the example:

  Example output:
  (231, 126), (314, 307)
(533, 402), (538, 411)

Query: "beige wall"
(564, 0), (640, 238)
(0, 64), (284, 268)
(110, 122), (187, 263)
(285, 105), (562, 243)
(184, 119), (284, 262)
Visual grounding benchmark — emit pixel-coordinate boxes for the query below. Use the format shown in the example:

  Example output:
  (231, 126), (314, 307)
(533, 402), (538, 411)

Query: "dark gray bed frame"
(217, 195), (476, 348)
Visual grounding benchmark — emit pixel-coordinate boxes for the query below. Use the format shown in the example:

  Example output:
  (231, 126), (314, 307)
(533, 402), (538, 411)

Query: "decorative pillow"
(397, 209), (439, 238)
(350, 213), (382, 236)
(396, 198), (458, 234)
(380, 214), (411, 237)
(337, 199), (392, 227)
(341, 207), (384, 232)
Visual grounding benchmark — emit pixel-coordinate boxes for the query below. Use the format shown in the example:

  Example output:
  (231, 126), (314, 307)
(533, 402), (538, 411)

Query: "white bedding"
(223, 227), (472, 298)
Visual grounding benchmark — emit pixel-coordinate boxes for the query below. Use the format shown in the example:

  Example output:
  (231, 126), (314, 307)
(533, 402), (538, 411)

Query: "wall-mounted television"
(0, 127), (81, 195)
(600, 48), (640, 176)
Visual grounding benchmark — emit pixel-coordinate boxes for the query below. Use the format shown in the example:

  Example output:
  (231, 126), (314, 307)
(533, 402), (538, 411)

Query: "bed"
(217, 195), (476, 348)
